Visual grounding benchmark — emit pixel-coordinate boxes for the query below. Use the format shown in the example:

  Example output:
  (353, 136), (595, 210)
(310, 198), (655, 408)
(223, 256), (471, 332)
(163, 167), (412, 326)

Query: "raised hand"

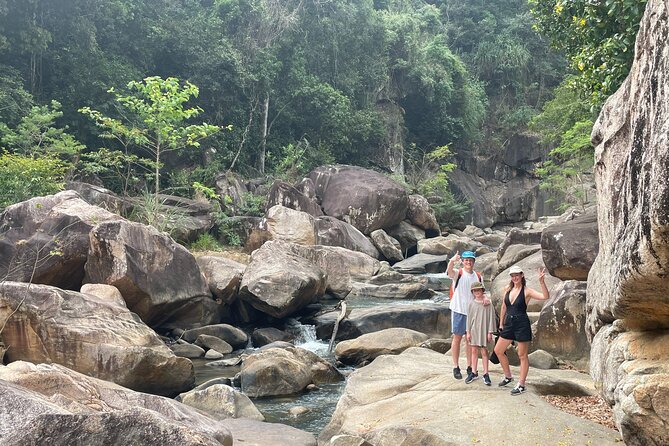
(453, 250), (461, 263)
(538, 267), (546, 282)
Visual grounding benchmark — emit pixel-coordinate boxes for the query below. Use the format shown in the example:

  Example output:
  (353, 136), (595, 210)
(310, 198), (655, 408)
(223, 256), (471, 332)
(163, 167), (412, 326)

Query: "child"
(465, 282), (497, 385)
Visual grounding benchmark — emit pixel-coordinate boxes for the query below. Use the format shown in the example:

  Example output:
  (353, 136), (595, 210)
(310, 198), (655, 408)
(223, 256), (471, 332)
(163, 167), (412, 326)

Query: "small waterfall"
(284, 318), (331, 357)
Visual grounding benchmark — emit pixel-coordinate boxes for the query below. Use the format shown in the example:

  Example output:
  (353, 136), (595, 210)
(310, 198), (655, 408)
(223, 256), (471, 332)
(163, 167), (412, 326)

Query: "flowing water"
(192, 320), (349, 437)
(192, 274), (453, 437)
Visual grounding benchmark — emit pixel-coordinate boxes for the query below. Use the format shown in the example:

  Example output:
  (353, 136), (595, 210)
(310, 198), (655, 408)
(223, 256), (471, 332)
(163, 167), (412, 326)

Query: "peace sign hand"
(538, 267), (546, 282)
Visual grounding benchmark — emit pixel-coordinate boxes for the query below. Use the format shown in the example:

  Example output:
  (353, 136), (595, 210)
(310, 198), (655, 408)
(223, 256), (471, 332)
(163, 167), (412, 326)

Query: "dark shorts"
(500, 314), (532, 342)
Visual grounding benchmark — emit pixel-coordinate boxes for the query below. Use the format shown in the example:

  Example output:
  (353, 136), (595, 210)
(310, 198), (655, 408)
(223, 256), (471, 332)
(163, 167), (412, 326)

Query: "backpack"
(449, 268), (482, 299)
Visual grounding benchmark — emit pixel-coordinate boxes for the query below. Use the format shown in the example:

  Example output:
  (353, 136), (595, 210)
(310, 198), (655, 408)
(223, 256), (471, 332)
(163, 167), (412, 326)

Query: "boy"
(465, 281), (497, 385)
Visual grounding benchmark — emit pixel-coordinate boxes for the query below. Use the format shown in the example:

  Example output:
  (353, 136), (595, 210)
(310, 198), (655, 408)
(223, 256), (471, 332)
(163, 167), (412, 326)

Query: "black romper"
(499, 286), (532, 342)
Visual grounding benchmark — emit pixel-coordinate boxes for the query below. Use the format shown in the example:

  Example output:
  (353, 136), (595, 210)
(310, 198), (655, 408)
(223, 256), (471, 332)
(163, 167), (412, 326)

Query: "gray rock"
(318, 347), (620, 445)
(585, 2), (669, 444)
(406, 195), (440, 236)
(541, 208), (598, 280)
(315, 216), (380, 258)
(171, 343), (206, 359)
(178, 384), (264, 421)
(84, 219), (213, 328)
(334, 328), (429, 366)
(252, 327), (295, 347)
(195, 334), (233, 355)
(220, 418), (316, 446)
(528, 349), (558, 370)
(0, 282), (194, 396)
(309, 165), (408, 234)
(0, 361), (232, 445)
(182, 324), (248, 349)
(307, 302), (450, 341)
(240, 346), (342, 397)
(284, 242), (381, 298)
(239, 241), (327, 318)
(533, 280), (589, 364)
(392, 253), (449, 274)
(0, 190), (121, 290)
(370, 229), (404, 262)
(496, 227), (543, 262)
(386, 221), (425, 254)
(196, 256), (245, 305)
(266, 179), (323, 217)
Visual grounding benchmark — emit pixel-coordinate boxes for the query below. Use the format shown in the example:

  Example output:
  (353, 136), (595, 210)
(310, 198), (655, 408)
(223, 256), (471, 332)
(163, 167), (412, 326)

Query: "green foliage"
(80, 76), (224, 214)
(441, 0), (566, 149)
(536, 120), (594, 211)
(0, 100), (84, 162)
(237, 192), (266, 218)
(189, 232), (223, 252)
(529, 0), (648, 106)
(0, 151), (67, 209)
(529, 82), (594, 147)
(268, 139), (334, 182)
(530, 82), (596, 210)
(80, 147), (155, 197)
(403, 144), (467, 228)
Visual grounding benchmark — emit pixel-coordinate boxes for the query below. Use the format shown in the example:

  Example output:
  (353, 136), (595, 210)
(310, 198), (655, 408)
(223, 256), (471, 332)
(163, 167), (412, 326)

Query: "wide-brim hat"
(509, 265), (524, 275)
(470, 281), (485, 291)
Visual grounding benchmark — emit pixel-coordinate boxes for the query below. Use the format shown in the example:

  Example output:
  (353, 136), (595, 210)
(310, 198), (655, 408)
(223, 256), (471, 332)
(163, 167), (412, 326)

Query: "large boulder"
(541, 208), (598, 280)
(219, 419), (317, 446)
(586, 1), (669, 444)
(370, 229), (403, 262)
(496, 227), (543, 262)
(406, 195), (440, 236)
(307, 302), (450, 341)
(315, 216), (380, 258)
(245, 205), (317, 252)
(346, 271), (435, 300)
(196, 256), (245, 305)
(392, 253), (450, 274)
(181, 324), (248, 349)
(319, 347), (620, 445)
(266, 179), (323, 217)
(334, 328), (429, 366)
(239, 241), (327, 318)
(178, 384), (264, 421)
(283, 243), (381, 298)
(0, 361), (231, 445)
(417, 234), (482, 256)
(532, 280), (590, 365)
(240, 346), (342, 397)
(0, 282), (194, 396)
(385, 221), (425, 254)
(308, 165), (408, 234)
(84, 219), (213, 328)
(0, 190), (121, 290)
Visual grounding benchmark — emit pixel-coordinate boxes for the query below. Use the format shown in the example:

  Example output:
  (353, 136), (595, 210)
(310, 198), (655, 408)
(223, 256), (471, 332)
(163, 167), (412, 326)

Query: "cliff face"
(586, 1), (669, 444)
(449, 132), (561, 227)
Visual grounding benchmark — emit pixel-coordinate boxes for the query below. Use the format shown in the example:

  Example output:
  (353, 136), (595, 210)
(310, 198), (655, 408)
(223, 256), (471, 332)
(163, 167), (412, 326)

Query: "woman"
(494, 265), (549, 395)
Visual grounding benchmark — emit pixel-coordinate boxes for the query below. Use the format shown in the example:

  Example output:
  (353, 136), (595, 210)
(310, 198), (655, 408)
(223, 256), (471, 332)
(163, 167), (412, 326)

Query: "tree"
(529, 0), (648, 106)
(79, 76), (223, 212)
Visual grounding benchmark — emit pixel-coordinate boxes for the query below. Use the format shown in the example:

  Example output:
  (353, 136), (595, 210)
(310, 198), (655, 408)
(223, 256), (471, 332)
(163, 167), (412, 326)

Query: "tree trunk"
(258, 92), (270, 174)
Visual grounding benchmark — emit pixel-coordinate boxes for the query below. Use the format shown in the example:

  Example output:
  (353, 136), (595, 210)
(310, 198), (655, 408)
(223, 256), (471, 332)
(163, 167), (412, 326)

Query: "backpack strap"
(453, 268), (463, 292)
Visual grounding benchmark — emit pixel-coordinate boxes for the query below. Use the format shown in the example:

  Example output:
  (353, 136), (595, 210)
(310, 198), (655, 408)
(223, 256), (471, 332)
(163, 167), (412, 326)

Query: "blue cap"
(461, 251), (476, 259)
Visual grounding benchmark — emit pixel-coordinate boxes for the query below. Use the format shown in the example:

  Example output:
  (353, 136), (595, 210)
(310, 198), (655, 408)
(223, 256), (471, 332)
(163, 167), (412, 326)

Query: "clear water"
(192, 321), (347, 437)
(191, 283), (453, 437)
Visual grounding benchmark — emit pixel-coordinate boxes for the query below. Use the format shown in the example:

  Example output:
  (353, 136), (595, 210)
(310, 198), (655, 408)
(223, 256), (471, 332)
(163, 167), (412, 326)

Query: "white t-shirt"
(450, 269), (482, 315)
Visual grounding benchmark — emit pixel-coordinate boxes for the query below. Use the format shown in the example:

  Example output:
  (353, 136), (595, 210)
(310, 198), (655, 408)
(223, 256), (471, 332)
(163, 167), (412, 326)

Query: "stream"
(191, 273), (453, 437)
